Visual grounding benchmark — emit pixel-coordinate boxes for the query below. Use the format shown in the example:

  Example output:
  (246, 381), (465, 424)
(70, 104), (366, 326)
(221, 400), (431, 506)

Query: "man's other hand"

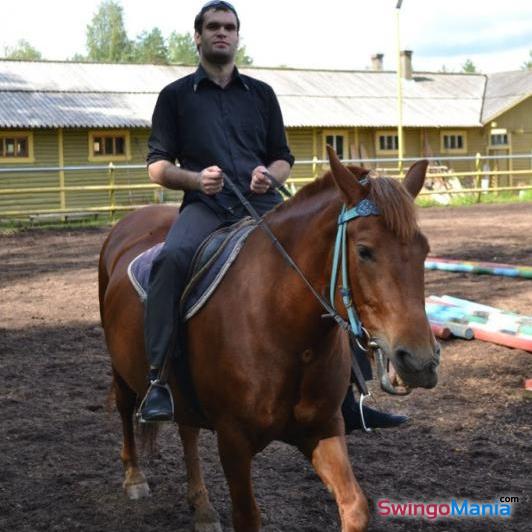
(198, 166), (224, 195)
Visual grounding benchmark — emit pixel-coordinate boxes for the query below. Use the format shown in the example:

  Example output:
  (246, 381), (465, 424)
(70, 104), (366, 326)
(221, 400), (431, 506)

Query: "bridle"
(329, 198), (380, 340)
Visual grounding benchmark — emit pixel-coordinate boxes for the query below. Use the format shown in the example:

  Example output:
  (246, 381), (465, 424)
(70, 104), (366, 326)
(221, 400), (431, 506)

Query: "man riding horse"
(139, 0), (406, 431)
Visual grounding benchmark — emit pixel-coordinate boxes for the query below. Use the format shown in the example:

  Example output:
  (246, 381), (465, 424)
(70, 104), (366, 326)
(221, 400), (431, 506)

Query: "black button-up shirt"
(147, 65), (294, 214)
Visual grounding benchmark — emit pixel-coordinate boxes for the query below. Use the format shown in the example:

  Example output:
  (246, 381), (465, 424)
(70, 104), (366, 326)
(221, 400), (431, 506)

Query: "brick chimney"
(371, 53), (384, 71)
(400, 50), (413, 80)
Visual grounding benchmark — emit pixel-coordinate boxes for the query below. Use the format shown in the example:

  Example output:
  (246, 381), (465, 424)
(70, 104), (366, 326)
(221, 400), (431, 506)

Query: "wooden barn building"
(0, 55), (531, 215)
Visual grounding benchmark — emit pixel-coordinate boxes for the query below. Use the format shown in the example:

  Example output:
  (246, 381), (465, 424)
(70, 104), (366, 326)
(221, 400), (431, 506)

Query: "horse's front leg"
(178, 424), (222, 532)
(301, 432), (369, 532)
(216, 426), (260, 532)
(113, 370), (151, 500)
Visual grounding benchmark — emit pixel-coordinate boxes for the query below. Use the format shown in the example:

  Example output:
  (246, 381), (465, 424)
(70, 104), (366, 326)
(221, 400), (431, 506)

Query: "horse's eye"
(356, 245), (374, 261)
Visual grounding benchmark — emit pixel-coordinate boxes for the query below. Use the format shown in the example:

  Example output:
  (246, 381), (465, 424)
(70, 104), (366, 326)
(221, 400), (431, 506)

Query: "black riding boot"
(138, 369), (174, 423)
(342, 386), (408, 433)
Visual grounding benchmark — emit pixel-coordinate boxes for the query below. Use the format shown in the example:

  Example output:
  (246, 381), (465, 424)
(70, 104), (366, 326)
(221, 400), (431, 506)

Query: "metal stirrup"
(359, 391), (372, 433)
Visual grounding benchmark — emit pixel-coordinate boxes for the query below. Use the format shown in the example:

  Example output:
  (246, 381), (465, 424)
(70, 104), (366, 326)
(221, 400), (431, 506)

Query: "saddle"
(127, 217), (257, 319)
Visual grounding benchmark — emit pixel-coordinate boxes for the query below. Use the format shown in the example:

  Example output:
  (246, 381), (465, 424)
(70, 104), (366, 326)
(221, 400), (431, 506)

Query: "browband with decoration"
(337, 198), (381, 224)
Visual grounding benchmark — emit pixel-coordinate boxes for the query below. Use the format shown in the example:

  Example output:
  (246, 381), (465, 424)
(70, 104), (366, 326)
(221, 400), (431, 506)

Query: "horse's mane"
(367, 173), (419, 241)
(271, 168), (419, 241)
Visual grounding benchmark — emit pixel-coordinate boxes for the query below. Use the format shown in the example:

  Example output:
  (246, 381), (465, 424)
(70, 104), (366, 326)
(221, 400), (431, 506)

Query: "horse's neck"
(267, 187), (340, 254)
(265, 187), (341, 298)
(262, 191), (349, 351)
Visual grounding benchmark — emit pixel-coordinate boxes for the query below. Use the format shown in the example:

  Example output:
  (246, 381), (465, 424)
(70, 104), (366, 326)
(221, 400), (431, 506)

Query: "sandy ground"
(1, 202), (531, 531)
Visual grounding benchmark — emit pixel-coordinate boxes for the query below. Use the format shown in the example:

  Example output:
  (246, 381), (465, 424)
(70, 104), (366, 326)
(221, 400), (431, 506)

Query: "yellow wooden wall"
(2, 107), (530, 216)
(487, 96), (532, 177)
(0, 127), (183, 215)
(0, 129), (60, 212)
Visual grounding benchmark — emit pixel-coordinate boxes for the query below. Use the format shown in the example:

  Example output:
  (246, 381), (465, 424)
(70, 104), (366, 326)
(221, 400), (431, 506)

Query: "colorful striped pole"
(425, 295), (532, 352)
(430, 322), (452, 340)
(425, 257), (532, 279)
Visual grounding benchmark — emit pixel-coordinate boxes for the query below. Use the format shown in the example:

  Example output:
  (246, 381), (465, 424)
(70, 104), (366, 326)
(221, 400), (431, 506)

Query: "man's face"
(194, 9), (239, 65)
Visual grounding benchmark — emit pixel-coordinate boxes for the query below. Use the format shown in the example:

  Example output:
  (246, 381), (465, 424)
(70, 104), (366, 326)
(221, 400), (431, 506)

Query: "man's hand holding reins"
(197, 166), (224, 195)
(250, 165), (271, 194)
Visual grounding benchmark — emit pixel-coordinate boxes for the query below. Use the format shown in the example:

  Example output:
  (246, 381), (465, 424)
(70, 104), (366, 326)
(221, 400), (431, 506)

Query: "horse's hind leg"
(113, 369), (150, 500)
(300, 434), (369, 532)
(178, 425), (222, 532)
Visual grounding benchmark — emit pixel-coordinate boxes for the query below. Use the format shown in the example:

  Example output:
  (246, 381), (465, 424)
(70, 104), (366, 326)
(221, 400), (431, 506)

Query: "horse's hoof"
(194, 507), (222, 532)
(193, 521), (223, 532)
(124, 481), (151, 500)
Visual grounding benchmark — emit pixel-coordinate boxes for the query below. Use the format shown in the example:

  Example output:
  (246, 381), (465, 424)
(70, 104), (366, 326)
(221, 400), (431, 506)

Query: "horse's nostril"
(395, 348), (417, 371)
(434, 343), (441, 359)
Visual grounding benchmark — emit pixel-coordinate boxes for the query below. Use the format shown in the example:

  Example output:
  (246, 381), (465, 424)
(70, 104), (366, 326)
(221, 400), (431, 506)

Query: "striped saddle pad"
(127, 218), (256, 321)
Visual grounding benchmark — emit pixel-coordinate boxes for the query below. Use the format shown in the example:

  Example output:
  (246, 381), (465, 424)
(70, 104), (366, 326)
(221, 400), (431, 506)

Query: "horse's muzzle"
(377, 343), (440, 394)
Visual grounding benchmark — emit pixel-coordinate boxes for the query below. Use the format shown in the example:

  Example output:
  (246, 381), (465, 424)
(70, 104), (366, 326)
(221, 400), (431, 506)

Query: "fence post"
(108, 162), (116, 220)
(475, 152), (481, 203)
(312, 155), (318, 178)
(58, 128), (66, 215)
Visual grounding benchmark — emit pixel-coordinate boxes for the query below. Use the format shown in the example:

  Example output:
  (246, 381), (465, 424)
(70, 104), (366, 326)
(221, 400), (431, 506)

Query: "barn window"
(376, 131), (399, 154)
(0, 132), (34, 162)
(441, 131), (467, 153)
(490, 129), (509, 147)
(92, 134), (126, 156)
(323, 131), (348, 160)
(89, 131), (130, 161)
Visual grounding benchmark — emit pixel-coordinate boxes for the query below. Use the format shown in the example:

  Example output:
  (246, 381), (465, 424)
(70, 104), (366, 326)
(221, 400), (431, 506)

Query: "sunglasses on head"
(200, 0), (238, 16)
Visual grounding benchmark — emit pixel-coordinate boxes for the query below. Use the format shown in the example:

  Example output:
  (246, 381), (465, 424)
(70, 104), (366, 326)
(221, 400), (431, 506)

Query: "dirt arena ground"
(1, 202), (531, 531)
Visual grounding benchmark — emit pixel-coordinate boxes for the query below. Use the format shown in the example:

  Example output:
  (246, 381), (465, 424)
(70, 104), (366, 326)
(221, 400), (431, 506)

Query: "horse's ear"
(403, 160), (429, 198)
(326, 145), (365, 204)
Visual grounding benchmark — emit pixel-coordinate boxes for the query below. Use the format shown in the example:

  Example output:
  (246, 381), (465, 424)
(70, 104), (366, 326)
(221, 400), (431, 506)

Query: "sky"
(1, 0), (531, 73)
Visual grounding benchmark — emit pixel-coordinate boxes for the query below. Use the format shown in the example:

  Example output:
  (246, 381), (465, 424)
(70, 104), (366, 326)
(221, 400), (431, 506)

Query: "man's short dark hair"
(194, 1), (240, 34)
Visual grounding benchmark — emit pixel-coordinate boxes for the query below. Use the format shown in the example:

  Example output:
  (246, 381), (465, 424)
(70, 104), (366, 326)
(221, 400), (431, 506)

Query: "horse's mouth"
(375, 348), (412, 396)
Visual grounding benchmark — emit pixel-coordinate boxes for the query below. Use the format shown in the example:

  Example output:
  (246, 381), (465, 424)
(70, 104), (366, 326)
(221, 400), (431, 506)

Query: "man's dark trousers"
(145, 201), (243, 370)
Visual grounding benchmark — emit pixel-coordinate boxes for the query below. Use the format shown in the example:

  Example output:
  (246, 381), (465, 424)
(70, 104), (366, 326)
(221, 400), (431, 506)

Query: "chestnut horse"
(98, 147), (439, 532)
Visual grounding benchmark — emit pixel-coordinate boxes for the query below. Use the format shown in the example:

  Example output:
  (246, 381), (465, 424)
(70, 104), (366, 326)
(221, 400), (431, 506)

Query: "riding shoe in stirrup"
(138, 372), (174, 423)
(343, 402), (408, 434)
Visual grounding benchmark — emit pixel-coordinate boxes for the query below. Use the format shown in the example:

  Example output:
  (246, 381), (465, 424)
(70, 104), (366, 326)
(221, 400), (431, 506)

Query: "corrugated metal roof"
(0, 92), (156, 128)
(0, 60), (529, 129)
(482, 70), (532, 123)
(0, 61), (192, 93)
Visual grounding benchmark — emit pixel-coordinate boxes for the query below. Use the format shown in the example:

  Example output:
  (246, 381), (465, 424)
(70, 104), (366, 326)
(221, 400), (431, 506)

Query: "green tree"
(132, 28), (168, 64)
(167, 32), (197, 64)
(167, 31), (253, 66)
(3, 39), (42, 60)
(462, 58), (478, 73)
(235, 43), (253, 66)
(68, 53), (87, 62)
(86, 0), (131, 62)
(522, 50), (532, 71)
